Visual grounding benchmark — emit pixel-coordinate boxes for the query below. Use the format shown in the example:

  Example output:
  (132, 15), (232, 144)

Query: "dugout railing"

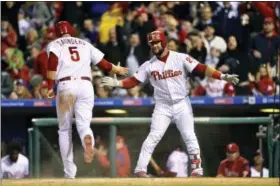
(29, 116), (279, 178)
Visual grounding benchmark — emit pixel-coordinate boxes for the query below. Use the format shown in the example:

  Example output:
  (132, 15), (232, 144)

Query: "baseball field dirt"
(2, 178), (279, 186)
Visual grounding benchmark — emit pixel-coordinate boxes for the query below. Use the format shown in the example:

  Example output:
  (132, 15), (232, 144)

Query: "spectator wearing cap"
(250, 150), (269, 178)
(1, 18), (18, 57)
(96, 136), (131, 177)
(9, 79), (32, 99)
(248, 64), (275, 96)
(5, 48), (31, 83)
(251, 2), (280, 34)
(217, 143), (250, 177)
(250, 17), (280, 74)
(1, 141), (29, 179)
(33, 80), (49, 99)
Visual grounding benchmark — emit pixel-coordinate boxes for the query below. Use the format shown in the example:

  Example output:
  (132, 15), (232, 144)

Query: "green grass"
(2, 178), (279, 186)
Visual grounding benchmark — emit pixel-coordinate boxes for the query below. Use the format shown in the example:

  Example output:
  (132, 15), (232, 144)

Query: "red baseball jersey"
(217, 156), (250, 177)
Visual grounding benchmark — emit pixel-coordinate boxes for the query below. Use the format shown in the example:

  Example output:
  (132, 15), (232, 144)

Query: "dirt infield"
(2, 178), (279, 186)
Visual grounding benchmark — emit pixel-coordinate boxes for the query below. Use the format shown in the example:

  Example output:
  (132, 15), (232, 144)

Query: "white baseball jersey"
(250, 167), (269, 178)
(166, 150), (188, 177)
(47, 36), (104, 80)
(134, 51), (199, 103)
(1, 154), (29, 179)
(200, 78), (228, 97)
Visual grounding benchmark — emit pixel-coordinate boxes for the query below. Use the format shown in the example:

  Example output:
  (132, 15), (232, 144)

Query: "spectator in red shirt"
(1, 18), (17, 56)
(96, 136), (131, 177)
(217, 143), (250, 177)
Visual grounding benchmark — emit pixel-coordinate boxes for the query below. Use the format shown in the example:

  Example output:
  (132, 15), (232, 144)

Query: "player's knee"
(145, 131), (163, 145)
(58, 127), (71, 134)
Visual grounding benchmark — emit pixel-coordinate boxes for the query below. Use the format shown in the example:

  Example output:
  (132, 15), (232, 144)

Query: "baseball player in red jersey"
(217, 143), (250, 177)
(101, 30), (239, 177)
(46, 21), (128, 178)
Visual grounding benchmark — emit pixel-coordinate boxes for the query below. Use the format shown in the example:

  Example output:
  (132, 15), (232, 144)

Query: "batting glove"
(100, 74), (120, 87)
(221, 74), (239, 85)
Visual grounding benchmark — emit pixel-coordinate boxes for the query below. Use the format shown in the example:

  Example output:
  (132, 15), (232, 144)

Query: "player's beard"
(152, 47), (164, 57)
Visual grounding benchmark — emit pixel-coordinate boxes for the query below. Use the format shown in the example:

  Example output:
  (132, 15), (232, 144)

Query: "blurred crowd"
(1, 1), (280, 99)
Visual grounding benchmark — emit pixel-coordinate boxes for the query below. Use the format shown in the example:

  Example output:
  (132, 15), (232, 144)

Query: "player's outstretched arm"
(101, 74), (140, 89)
(96, 59), (128, 76)
(193, 64), (239, 85)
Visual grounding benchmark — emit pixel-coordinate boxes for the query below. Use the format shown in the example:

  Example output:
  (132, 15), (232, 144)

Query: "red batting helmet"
(147, 30), (167, 48)
(55, 21), (73, 37)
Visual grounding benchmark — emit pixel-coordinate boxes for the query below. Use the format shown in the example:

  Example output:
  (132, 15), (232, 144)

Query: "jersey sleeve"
(182, 53), (200, 73)
(90, 45), (105, 65)
(134, 61), (150, 83)
(46, 41), (61, 57)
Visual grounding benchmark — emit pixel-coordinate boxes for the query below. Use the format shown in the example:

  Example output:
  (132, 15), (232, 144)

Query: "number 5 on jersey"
(69, 47), (80, 62)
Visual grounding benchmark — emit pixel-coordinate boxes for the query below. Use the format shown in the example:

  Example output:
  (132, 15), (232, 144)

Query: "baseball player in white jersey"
(46, 21), (128, 178)
(166, 145), (189, 177)
(101, 30), (239, 177)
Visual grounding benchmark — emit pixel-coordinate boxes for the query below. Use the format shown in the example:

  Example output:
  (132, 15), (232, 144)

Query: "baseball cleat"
(134, 171), (151, 178)
(191, 167), (203, 177)
(84, 135), (94, 164)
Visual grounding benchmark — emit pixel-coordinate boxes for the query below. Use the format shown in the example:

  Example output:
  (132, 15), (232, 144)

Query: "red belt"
(59, 76), (91, 82)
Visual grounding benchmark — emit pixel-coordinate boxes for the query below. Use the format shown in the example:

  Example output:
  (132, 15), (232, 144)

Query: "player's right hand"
(115, 65), (128, 76)
(221, 74), (239, 85)
(47, 89), (55, 99)
(100, 75), (120, 87)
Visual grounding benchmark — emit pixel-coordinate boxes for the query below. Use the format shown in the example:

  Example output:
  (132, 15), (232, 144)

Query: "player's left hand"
(47, 89), (55, 99)
(115, 65), (128, 76)
(222, 74), (239, 85)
